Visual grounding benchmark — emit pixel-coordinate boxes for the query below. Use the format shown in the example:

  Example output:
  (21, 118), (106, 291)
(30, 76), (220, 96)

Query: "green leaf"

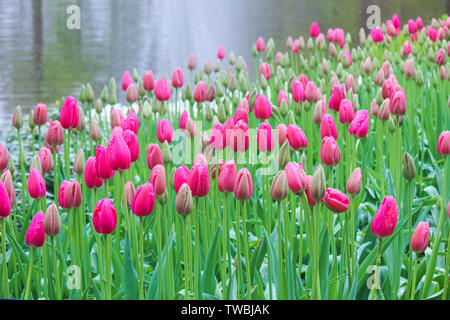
(123, 232), (138, 300)
(201, 227), (221, 295)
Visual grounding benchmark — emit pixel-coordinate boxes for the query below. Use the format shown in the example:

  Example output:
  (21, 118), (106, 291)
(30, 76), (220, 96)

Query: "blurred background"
(0, 0), (448, 122)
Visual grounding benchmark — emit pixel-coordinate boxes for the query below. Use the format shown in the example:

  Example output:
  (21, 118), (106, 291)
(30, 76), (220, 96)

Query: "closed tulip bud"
(313, 100), (327, 124)
(411, 221), (429, 253)
(311, 164), (326, 200)
(176, 183), (193, 216)
(0, 181), (11, 218)
(149, 164), (166, 196)
(38, 147), (53, 173)
(157, 118), (174, 143)
(92, 99), (102, 114)
(278, 140), (291, 169)
(370, 99), (379, 116)
(339, 99), (355, 124)
(193, 81), (207, 103)
(285, 162), (308, 194)
(25, 211), (46, 247)
(378, 99), (391, 121)
(66, 180), (82, 208)
(27, 168), (46, 199)
(1, 170), (15, 206)
(12, 105), (23, 129)
(402, 152), (416, 181)
(349, 110), (370, 138)
(371, 195), (398, 238)
(0, 144), (9, 171)
(277, 123), (288, 146)
(154, 78), (171, 101)
(93, 198), (117, 234)
(207, 84), (216, 102)
(257, 122), (275, 152)
(126, 84), (138, 103)
(286, 124), (308, 150)
(188, 162), (210, 197)
(323, 188), (349, 212)
(388, 116), (396, 134)
(6, 155), (14, 175)
(73, 149), (85, 175)
(171, 67), (183, 88)
(347, 167), (362, 194)
(305, 81), (317, 101)
(29, 111), (35, 130)
(60, 96), (79, 129)
(33, 103), (48, 126)
(321, 136), (341, 166)
(76, 107), (86, 131)
(145, 143), (163, 170)
(185, 117), (197, 138)
(90, 119), (101, 141)
(107, 134), (131, 171)
(99, 86), (108, 103)
(121, 70), (133, 91)
(30, 154), (42, 173)
(254, 93), (272, 120)
(217, 160), (237, 193)
(95, 145), (115, 180)
(46, 119), (64, 147)
(320, 113), (338, 140)
(271, 170), (289, 201)
(437, 131), (450, 155)
(233, 168), (253, 200)
(187, 53), (197, 70)
(84, 157), (103, 189)
(122, 181), (135, 209)
(43, 203), (60, 236)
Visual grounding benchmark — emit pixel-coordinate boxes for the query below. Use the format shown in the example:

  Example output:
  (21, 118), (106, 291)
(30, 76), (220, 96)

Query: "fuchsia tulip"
(45, 119), (64, 147)
(0, 181), (11, 218)
(321, 136), (341, 166)
(107, 134), (131, 171)
(121, 70), (133, 91)
(27, 168), (46, 199)
(95, 145), (115, 180)
(143, 70), (154, 91)
(149, 164), (166, 196)
(408, 19), (418, 34)
(292, 80), (306, 103)
(121, 112), (139, 135)
(437, 131), (450, 155)
(122, 129), (139, 162)
(233, 108), (249, 125)
(339, 99), (355, 124)
(277, 124), (288, 146)
(347, 167), (362, 195)
(1, 170), (15, 206)
(323, 188), (349, 212)
(84, 157), (103, 189)
(411, 222), (429, 253)
(416, 16), (423, 29)
(254, 93), (272, 120)
(286, 124), (308, 150)
(132, 182), (155, 217)
(257, 122), (275, 152)
(174, 164), (190, 194)
(278, 90), (288, 107)
(172, 67), (184, 88)
(193, 81), (207, 103)
(25, 211), (45, 247)
(209, 123), (226, 151)
(229, 120), (249, 153)
(285, 162), (308, 194)
(304, 81), (317, 101)
(309, 22), (320, 37)
(371, 195), (398, 238)
(38, 147), (53, 173)
(349, 110), (370, 138)
(292, 39), (300, 53)
(157, 119), (174, 143)
(0, 144), (9, 170)
(328, 85), (345, 111)
(60, 96), (79, 129)
(256, 37), (265, 52)
(392, 13), (400, 29)
(370, 28), (384, 44)
(218, 160), (237, 193)
(179, 110), (189, 130)
(187, 162), (210, 198)
(320, 113), (338, 140)
(234, 168), (253, 200)
(33, 103), (47, 126)
(154, 78), (171, 101)
(428, 27), (438, 41)
(304, 176), (316, 206)
(93, 198), (117, 234)
(217, 44), (225, 59)
(146, 143), (163, 169)
(259, 62), (271, 80)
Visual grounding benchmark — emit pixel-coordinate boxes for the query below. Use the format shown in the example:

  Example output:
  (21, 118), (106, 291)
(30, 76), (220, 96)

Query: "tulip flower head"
(25, 211), (46, 247)
(187, 162), (210, 198)
(371, 195), (398, 238)
(27, 168), (46, 199)
(60, 96), (79, 129)
(131, 183), (155, 217)
(234, 168), (253, 200)
(323, 188), (349, 212)
(411, 221), (429, 253)
(93, 198), (117, 234)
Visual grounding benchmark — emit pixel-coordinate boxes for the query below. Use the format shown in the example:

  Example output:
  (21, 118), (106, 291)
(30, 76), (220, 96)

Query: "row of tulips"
(0, 13), (449, 300)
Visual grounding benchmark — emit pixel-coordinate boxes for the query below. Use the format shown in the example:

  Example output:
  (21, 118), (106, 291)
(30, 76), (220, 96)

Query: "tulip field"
(0, 14), (449, 301)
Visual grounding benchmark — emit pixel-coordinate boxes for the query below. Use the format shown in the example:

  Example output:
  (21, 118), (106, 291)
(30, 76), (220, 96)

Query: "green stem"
(51, 236), (61, 300)
(410, 253), (418, 300)
(369, 237), (383, 300)
(1, 218), (8, 297)
(242, 200), (251, 299)
(24, 247), (34, 300)
(139, 217), (144, 300)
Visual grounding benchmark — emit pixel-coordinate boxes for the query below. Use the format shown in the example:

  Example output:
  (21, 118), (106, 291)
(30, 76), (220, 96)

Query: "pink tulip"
(277, 124), (288, 146)
(124, 181), (136, 208)
(27, 168), (46, 199)
(321, 136), (341, 166)
(256, 36), (265, 52)
(437, 131), (450, 155)
(371, 195), (398, 238)
(292, 39), (299, 53)
(349, 110), (370, 138)
(428, 27), (438, 41)
(217, 44), (225, 60)
(25, 211), (46, 247)
(187, 162), (210, 197)
(45, 119), (64, 147)
(320, 113), (338, 140)
(408, 19), (418, 34)
(0, 144), (9, 170)
(38, 147), (53, 173)
(149, 164), (166, 196)
(157, 118), (174, 143)
(347, 167), (362, 195)
(107, 134), (131, 171)
(121, 70), (133, 91)
(67, 180), (82, 208)
(233, 108), (249, 125)
(33, 103), (47, 126)
(188, 53), (197, 70)
(339, 99), (355, 124)
(146, 143), (163, 169)
(436, 48), (446, 66)
(392, 14), (400, 29)
(389, 89), (407, 115)
(209, 123), (226, 151)
(143, 70), (154, 91)
(259, 62), (271, 80)
(60, 96), (79, 129)
(416, 17), (423, 29)
(84, 157), (104, 189)
(257, 122), (275, 152)
(370, 28), (384, 44)
(233, 168), (253, 200)
(229, 120), (249, 153)
(411, 222), (429, 253)
(93, 198), (117, 234)
(343, 50), (352, 66)
(95, 145), (115, 180)
(121, 112), (139, 135)
(323, 188), (349, 212)
(305, 81), (317, 101)
(386, 20), (396, 36)
(110, 108), (124, 129)
(154, 78), (171, 101)
(310, 22), (320, 38)
(132, 182), (155, 217)
(0, 181), (11, 218)
(171, 67), (184, 88)
(1, 170), (15, 206)
(298, 73), (309, 88)
(286, 124), (307, 150)
(292, 80), (306, 103)
(174, 164), (190, 194)
(126, 84), (138, 103)
(179, 110), (189, 130)
(122, 129), (139, 162)
(254, 93), (272, 120)
(277, 90), (288, 107)
(304, 175), (316, 207)
(285, 162), (308, 194)
(193, 81), (207, 103)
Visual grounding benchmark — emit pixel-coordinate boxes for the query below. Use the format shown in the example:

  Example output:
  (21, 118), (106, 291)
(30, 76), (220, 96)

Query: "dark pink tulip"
(122, 129), (139, 162)
(310, 22), (320, 38)
(27, 168), (46, 199)
(25, 211), (45, 247)
(188, 53), (197, 70)
(305, 81), (317, 102)
(193, 81), (207, 103)
(38, 147), (53, 173)
(93, 198), (117, 234)
(320, 113), (338, 140)
(217, 44), (225, 60)
(254, 93), (272, 120)
(179, 110), (189, 130)
(321, 136), (341, 166)
(95, 145), (115, 180)
(292, 80), (306, 103)
(45, 119), (64, 147)
(172, 67), (184, 88)
(187, 162), (210, 198)
(259, 62), (271, 80)
(327, 28), (335, 41)
(292, 39), (299, 53)
(1, 170), (15, 206)
(209, 123), (226, 151)
(233, 108), (248, 125)
(436, 48), (446, 66)
(370, 28), (384, 44)
(278, 90), (288, 107)
(58, 181), (71, 209)
(107, 134), (131, 171)
(149, 164), (166, 196)
(0, 181), (11, 218)
(416, 17), (423, 29)
(157, 118), (174, 143)
(298, 73), (309, 88)
(174, 164), (190, 194)
(154, 78), (171, 101)
(143, 70), (154, 91)
(349, 110), (370, 138)
(60, 96), (79, 129)
(121, 112), (139, 135)
(286, 124), (307, 151)
(347, 167), (362, 195)
(33, 103), (47, 126)
(67, 180), (82, 208)
(408, 19), (418, 34)
(392, 14), (400, 29)
(256, 36), (265, 52)
(428, 27), (438, 41)
(437, 131), (450, 155)
(304, 176), (316, 206)
(389, 89), (407, 115)
(0, 144), (9, 170)
(131, 182), (155, 217)
(285, 162), (308, 194)
(233, 168), (253, 200)
(146, 143), (163, 169)
(339, 99), (355, 124)
(371, 195), (398, 238)
(277, 124), (288, 146)
(411, 221), (429, 253)
(323, 188), (349, 212)
(218, 160), (237, 193)
(257, 122), (275, 152)
(84, 157), (104, 189)
(121, 70), (133, 91)
(229, 120), (249, 153)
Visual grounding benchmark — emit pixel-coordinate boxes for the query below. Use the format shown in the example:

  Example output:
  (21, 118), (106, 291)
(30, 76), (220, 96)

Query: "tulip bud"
(74, 149), (85, 175)
(77, 107), (86, 131)
(12, 106), (23, 129)
(162, 141), (172, 163)
(278, 140), (291, 169)
(371, 195), (398, 237)
(126, 84), (138, 103)
(402, 152), (416, 181)
(176, 183), (193, 216)
(311, 164), (326, 201)
(346, 167), (362, 195)
(25, 211), (46, 247)
(38, 147), (53, 173)
(1, 170), (15, 206)
(323, 188), (350, 212)
(378, 99), (391, 121)
(86, 83), (95, 103)
(30, 154), (43, 173)
(270, 170), (288, 201)
(44, 204), (60, 236)
(411, 221), (429, 253)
